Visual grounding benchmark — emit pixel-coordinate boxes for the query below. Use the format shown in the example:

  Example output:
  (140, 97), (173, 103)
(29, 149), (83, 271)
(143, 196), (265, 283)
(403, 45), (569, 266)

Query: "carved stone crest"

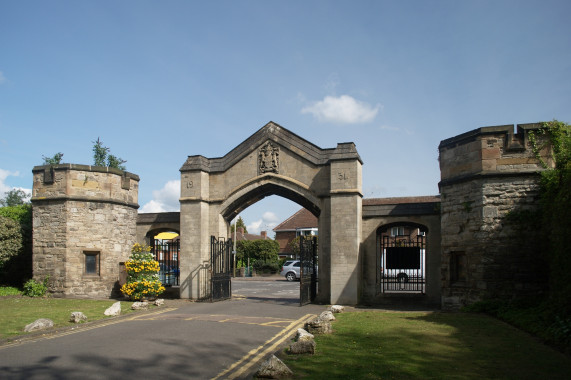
(258, 141), (279, 174)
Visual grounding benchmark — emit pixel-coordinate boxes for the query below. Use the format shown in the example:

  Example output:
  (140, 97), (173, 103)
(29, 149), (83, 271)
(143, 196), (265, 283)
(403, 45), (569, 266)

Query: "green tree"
(230, 216), (248, 233)
(92, 137), (127, 170)
(0, 189), (30, 207)
(42, 152), (64, 165)
(236, 239), (280, 272)
(530, 120), (571, 314)
(0, 205), (33, 285)
(0, 215), (22, 269)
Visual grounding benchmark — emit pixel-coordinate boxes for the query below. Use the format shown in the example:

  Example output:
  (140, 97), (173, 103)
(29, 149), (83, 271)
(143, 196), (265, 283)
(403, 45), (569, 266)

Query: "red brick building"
(273, 208), (318, 259)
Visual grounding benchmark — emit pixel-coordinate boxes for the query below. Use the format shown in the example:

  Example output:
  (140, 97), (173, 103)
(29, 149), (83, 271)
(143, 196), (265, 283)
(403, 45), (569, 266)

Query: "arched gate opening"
(178, 122), (363, 305)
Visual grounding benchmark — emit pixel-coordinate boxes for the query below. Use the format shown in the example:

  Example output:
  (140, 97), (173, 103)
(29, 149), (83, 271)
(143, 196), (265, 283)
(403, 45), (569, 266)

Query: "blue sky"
(1, 1), (570, 236)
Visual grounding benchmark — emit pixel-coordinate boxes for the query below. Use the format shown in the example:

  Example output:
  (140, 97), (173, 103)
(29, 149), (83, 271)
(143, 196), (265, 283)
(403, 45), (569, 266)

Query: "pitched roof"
(233, 227), (270, 241)
(273, 208), (318, 231)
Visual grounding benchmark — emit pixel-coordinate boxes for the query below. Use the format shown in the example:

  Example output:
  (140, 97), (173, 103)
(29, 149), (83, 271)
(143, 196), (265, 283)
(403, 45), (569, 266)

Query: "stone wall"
(32, 164), (139, 298)
(360, 197), (442, 306)
(439, 124), (551, 310)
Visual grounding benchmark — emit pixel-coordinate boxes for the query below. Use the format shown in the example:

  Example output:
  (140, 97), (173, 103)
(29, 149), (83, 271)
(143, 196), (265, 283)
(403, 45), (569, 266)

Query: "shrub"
(0, 205), (33, 286)
(0, 215), (23, 269)
(22, 277), (49, 297)
(253, 261), (281, 274)
(121, 244), (164, 300)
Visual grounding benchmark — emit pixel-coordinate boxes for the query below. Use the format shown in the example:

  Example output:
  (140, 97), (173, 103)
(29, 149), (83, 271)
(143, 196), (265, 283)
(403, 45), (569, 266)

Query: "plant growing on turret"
(92, 137), (127, 170)
(121, 243), (164, 301)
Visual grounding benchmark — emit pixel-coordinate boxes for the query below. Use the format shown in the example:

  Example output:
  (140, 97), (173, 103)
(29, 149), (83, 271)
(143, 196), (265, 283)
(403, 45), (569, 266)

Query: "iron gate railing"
(211, 236), (232, 302)
(379, 234), (425, 293)
(300, 236), (318, 306)
(151, 239), (180, 286)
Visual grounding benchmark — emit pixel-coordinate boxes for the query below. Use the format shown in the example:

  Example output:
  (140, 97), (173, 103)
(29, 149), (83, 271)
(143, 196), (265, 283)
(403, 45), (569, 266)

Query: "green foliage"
(463, 299), (571, 354)
(0, 286), (21, 296)
(528, 121), (571, 315)
(92, 137), (127, 170)
(0, 215), (23, 269)
(253, 261), (281, 274)
(236, 239), (280, 269)
(0, 189), (30, 206)
(42, 152), (64, 165)
(0, 205), (33, 286)
(287, 235), (318, 259)
(288, 236), (301, 258)
(230, 216), (248, 233)
(22, 277), (49, 297)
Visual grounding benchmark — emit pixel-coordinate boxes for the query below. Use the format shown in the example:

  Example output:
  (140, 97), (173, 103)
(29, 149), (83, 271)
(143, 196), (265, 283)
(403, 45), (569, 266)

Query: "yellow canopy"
(154, 232), (179, 240)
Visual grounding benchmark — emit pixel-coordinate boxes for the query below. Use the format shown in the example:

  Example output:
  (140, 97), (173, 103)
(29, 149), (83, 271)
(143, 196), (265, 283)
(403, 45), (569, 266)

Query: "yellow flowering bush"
(121, 243), (165, 300)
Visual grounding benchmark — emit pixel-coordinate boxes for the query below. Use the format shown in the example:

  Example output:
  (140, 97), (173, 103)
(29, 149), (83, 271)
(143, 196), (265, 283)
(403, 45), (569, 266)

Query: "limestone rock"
(69, 312), (88, 323)
(296, 328), (314, 342)
(154, 298), (165, 307)
(131, 301), (149, 310)
(330, 305), (345, 313)
(289, 339), (316, 354)
(104, 301), (121, 316)
(24, 318), (54, 332)
(305, 317), (332, 335)
(255, 355), (293, 379)
(319, 310), (336, 322)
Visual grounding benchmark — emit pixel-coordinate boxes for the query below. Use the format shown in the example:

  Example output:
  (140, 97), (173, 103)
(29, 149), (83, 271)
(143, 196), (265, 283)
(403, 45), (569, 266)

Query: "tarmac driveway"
(0, 278), (325, 380)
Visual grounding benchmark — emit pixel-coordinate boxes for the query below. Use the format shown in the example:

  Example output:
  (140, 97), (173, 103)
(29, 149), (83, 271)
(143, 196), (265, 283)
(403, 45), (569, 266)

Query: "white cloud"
(262, 211), (279, 223)
(140, 180), (180, 213)
(301, 95), (380, 124)
(247, 211), (279, 234)
(0, 168), (19, 195)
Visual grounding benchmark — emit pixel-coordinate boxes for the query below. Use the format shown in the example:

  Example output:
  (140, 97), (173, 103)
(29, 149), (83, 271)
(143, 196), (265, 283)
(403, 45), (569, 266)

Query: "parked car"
(280, 260), (301, 281)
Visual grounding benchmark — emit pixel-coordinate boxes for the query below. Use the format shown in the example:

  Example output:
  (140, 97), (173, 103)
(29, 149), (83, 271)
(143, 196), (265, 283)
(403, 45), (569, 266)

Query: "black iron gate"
(210, 236), (232, 302)
(379, 234), (425, 293)
(300, 236), (318, 306)
(151, 239), (180, 286)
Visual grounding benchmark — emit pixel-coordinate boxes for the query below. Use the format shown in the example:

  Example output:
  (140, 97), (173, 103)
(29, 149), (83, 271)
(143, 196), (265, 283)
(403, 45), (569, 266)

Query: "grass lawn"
(281, 311), (571, 380)
(0, 296), (141, 340)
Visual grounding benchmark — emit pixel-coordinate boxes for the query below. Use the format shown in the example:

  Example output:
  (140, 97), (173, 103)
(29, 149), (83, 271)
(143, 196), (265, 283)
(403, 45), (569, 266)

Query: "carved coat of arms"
(258, 141), (279, 174)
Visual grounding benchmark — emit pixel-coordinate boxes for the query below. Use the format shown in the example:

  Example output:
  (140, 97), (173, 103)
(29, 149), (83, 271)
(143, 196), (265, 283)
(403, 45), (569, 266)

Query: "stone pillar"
(179, 170), (212, 300)
(328, 157), (363, 305)
(31, 164), (139, 298)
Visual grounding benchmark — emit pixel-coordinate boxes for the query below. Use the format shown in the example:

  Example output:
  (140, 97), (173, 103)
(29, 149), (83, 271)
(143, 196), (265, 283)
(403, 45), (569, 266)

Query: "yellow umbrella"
(154, 232), (179, 240)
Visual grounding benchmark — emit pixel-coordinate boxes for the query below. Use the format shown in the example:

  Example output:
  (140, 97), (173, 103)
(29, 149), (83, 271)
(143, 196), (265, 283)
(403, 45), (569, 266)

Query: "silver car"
(280, 260), (300, 281)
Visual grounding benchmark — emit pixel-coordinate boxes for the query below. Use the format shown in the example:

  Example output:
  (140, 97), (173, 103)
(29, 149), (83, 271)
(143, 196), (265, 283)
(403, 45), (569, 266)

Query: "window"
(296, 228), (318, 237)
(450, 251), (466, 284)
(390, 226), (405, 236)
(84, 251), (100, 275)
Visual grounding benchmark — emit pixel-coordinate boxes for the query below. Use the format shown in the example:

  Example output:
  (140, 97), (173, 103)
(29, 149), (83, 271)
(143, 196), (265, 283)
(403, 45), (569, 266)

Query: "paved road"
(0, 278), (325, 380)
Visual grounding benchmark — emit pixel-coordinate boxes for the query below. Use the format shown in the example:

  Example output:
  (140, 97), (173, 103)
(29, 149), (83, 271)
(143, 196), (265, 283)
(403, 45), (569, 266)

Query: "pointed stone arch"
(178, 121), (363, 304)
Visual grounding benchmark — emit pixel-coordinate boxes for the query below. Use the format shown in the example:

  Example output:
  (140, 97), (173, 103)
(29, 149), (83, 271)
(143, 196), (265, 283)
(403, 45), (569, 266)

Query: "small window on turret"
(84, 251), (100, 275)
(450, 251), (466, 285)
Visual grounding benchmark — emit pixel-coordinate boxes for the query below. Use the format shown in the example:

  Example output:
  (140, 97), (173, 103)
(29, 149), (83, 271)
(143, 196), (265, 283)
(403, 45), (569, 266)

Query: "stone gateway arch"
(32, 120), (549, 310)
(178, 122), (363, 304)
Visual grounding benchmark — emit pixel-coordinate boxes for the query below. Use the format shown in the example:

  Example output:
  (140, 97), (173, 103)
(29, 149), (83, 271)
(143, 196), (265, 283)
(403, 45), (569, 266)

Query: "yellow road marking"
(211, 313), (316, 380)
